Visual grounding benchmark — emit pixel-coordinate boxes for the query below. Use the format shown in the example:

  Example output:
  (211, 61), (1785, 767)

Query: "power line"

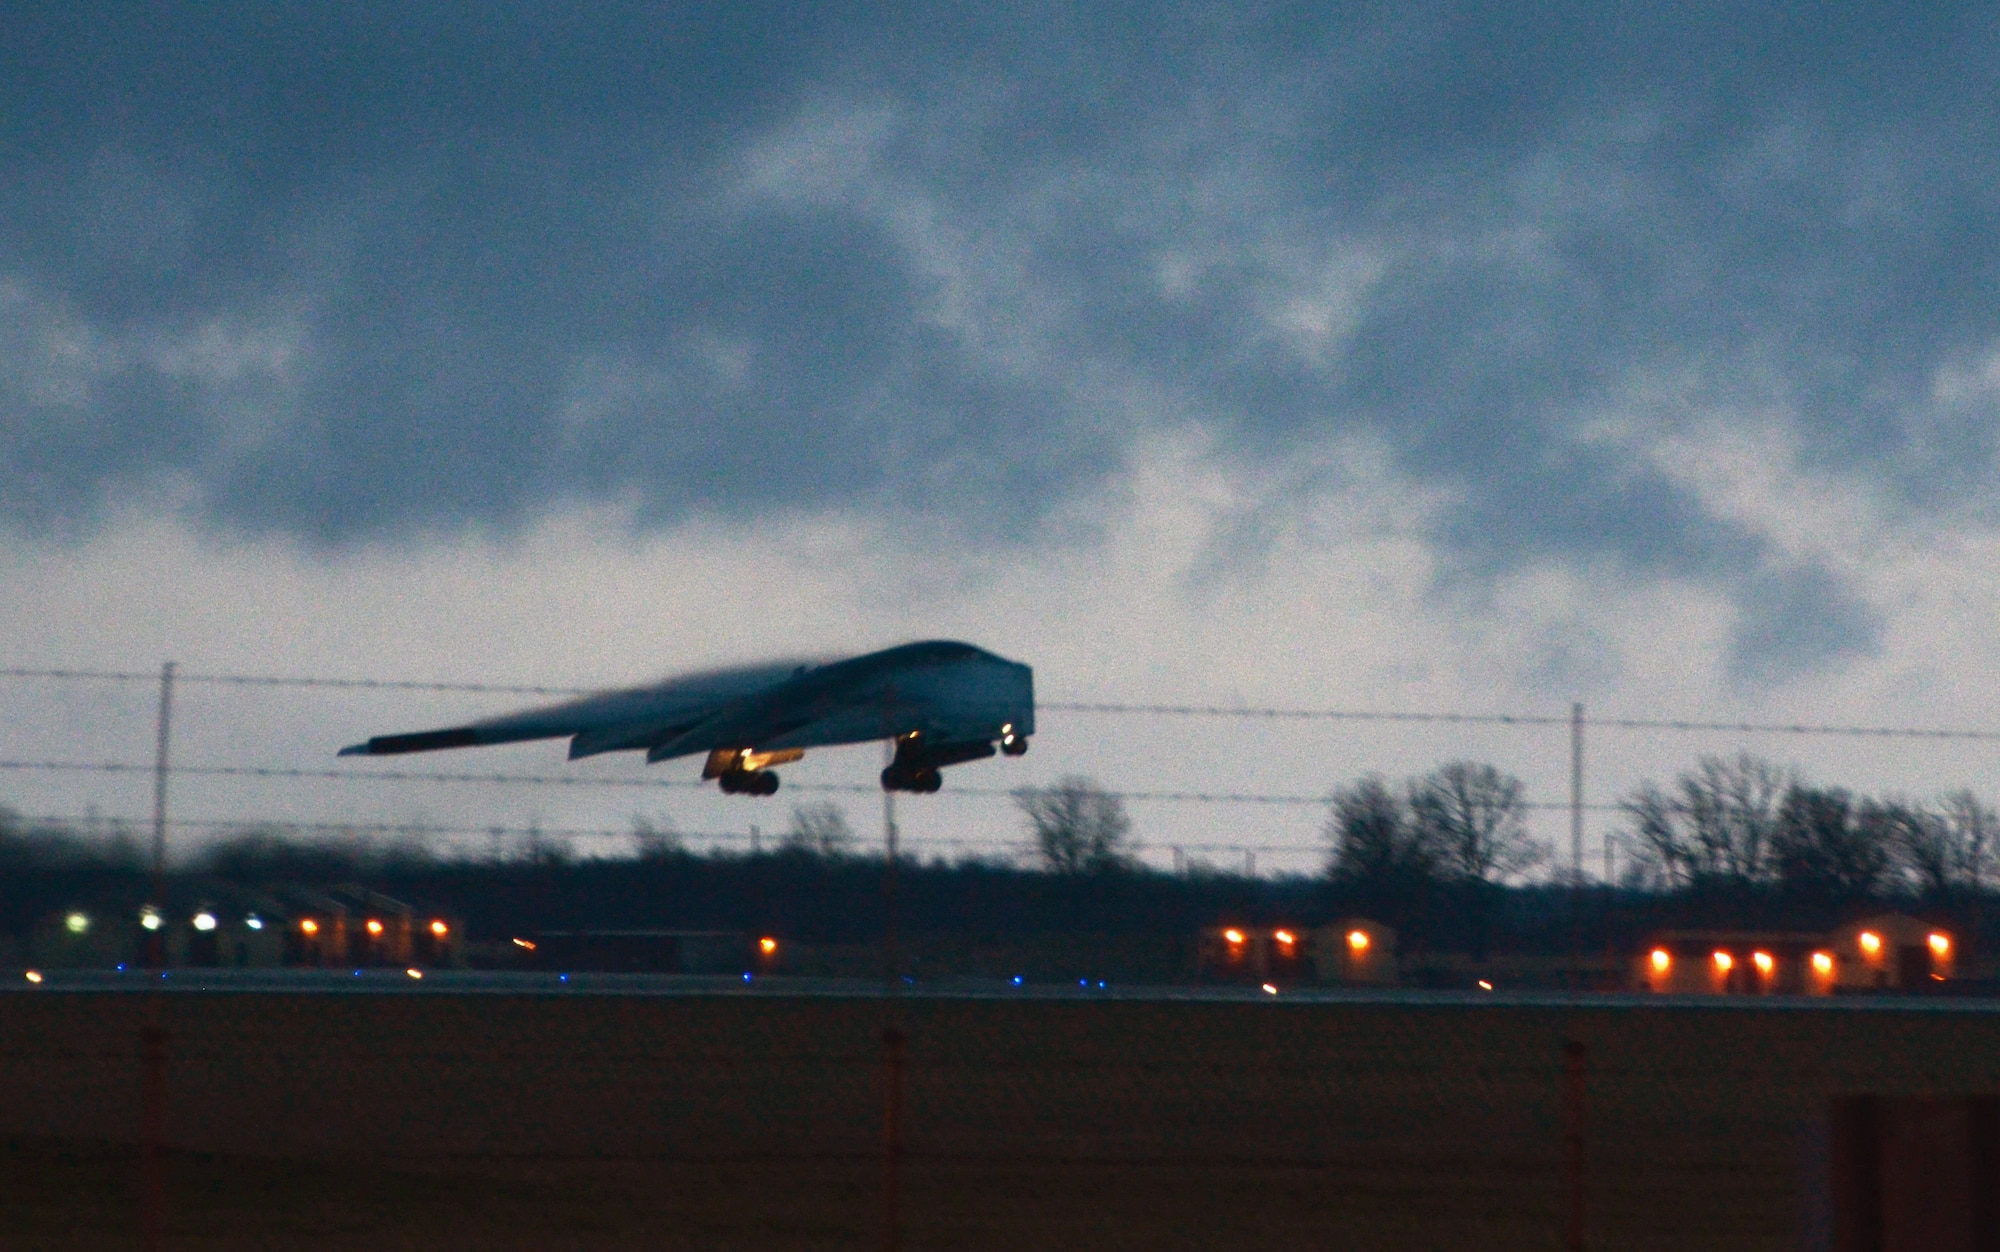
(9, 664), (2000, 742)
(0, 757), (1630, 811)
(0, 666), (592, 696)
(8, 813), (1332, 860)
(1045, 701), (1569, 727)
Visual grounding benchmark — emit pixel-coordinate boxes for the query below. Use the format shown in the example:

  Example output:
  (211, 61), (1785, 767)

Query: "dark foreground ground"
(2, 985), (1994, 1250)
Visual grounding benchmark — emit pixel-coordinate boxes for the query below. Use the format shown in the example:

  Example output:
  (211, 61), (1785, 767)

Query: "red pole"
(881, 1026), (906, 1252)
(1563, 1039), (1587, 1252)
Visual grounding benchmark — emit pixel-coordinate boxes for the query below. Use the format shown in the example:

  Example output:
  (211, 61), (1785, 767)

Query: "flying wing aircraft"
(338, 640), (1033, 795)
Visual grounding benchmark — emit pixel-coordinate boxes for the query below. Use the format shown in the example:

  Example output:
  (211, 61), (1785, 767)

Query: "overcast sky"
(6, 3), (2000, 873)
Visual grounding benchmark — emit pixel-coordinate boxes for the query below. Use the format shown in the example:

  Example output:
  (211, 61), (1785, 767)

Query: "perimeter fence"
(7, 662), (2000, 878)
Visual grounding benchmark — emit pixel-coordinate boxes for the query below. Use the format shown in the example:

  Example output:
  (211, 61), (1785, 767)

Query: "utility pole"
(1569, 702), (1584, 884)
(879, 691), (901, 989)
(148, 662), (176, 965)
(143, 660), (175, 1252)
(882, 778), (899, 983)
(1569, 702), (1585, 990)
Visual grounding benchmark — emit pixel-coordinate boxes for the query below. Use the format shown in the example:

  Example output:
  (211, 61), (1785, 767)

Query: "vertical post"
(1569, 703), (1584, 883)
(151, 662), (176, 903)
(142, 664), (175, 1251)
(881, 1025), (906, 1252)
(146, 662), (175, 969)
(882, 765), (899, 987)
(1563, 1039), (1587, 1252)
(1569, 702), (1585, 987)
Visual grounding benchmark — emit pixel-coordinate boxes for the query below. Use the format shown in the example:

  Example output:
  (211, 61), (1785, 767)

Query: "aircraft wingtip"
(337, 742), (370, 757)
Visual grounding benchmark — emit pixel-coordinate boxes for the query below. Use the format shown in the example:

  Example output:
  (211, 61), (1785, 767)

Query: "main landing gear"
(880, 763), (943, 793)
(717, 768), (780, 796)
(880, 732), (1005, 792)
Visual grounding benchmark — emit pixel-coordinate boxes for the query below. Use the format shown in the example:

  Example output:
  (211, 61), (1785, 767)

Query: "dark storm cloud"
(3, 2), (1997, 675)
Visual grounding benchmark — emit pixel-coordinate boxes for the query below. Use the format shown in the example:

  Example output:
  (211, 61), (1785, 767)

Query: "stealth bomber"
(338, 639), (1033, 794)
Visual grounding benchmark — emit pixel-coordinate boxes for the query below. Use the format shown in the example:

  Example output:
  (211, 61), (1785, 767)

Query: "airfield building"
(1635, 913), (1956, 995)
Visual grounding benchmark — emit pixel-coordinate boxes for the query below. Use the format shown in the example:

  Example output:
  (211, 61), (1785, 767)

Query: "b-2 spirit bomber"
(339, 640), (1033, 795)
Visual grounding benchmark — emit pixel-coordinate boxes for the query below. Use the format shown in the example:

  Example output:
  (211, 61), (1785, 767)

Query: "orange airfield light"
(1713, 951), (1734, 972)
(430, 920), (449, 938)
(1812, 951), (1835, 976)
(759, 937), (778, 955)
(365, 919), (385, 937)
(1649, 949), (1671, 974)
(1223, 928), (1246, 946)
(1347, 930), (1371, 953)
(300, 918), (319, 936)
(1752, 951), (1775, 975)
(1859, 931), (1882, 956)
(1929, 933), (1951, 956)
(1273, 929), (1296, 947)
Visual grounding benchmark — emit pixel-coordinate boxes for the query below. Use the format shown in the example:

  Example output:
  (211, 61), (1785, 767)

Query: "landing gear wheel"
(720, 768), (779, 796)
(881, 765), (943, 793)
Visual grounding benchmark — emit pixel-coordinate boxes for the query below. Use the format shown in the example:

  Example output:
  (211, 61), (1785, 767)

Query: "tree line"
(0, 753), (1992, 954)
(1322, 751), (1997, 905)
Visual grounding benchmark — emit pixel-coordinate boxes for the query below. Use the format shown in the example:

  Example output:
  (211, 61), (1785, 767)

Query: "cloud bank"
(6, 2), (2000, 692)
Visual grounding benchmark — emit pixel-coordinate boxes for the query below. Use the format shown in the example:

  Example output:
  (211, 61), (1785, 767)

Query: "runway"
(11, 964), (2000, 1011)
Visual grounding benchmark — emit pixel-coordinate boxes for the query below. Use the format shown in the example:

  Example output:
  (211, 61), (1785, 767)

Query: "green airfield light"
(64, 912), (89, 935)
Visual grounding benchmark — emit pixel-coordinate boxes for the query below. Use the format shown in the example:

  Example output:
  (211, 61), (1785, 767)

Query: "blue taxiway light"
(1012, 976), (1023, 986)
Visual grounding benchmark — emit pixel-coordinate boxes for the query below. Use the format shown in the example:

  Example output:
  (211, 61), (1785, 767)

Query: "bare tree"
(1770, 785), (1891, 901)
(1622, 753), (1787, 888)
(1409, 761), (1545, 884)
(1014, 776), (1132, 874)
(1325, 773), (1434, 887)
(631, 815), (684, 861)
(1940, 790), (1997, 893)
(1882, 791), (1995, 898)
(781, 801), (855, 857)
